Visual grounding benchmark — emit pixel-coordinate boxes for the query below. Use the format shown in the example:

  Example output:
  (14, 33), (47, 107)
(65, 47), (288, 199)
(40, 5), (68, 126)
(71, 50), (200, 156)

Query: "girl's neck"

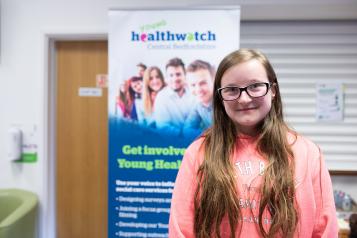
(236, 126), (259, 137)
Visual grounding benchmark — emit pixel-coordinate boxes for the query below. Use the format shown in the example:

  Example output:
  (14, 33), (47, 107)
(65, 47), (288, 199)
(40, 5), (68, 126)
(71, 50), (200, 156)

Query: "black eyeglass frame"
(217, 82), (273, 101)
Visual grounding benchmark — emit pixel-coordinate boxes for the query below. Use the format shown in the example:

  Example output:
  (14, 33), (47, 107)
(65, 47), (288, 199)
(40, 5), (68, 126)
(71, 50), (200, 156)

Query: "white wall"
(0, 0), (356, 237)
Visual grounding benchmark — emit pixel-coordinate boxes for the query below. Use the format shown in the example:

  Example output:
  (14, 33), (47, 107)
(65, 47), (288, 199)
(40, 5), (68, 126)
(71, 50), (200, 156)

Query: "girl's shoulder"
(186, 136), (206, 155)
(289, 132), (322, 171)
(290, 132), (327, 185)
(181, 137), (206, 169)
(288, 132), (320, 152)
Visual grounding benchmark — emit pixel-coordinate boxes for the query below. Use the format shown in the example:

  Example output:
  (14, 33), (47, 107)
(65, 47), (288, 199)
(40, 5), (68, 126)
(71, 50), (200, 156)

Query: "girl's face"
(119, 82), (126, 92)
(131, 80), (142, 94)
(149, 69), (164, 92)
(220, 59), (275, 136)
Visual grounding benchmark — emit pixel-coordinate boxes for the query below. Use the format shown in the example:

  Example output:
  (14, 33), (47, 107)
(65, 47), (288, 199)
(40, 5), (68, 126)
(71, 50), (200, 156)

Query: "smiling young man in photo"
(154, 57), (195, 136)
(183, 59), (215, 139)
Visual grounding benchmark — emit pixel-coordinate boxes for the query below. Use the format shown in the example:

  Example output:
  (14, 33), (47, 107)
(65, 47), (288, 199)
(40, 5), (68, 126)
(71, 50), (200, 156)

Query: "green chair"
(0, 189), (38, 238)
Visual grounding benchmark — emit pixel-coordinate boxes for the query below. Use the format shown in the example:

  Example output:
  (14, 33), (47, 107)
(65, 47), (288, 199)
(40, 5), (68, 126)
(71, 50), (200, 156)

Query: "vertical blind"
(240, 21), (357, 171)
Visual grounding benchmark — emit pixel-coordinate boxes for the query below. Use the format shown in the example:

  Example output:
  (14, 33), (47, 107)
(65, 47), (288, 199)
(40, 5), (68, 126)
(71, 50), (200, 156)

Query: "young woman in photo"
(139, 66), (166, 127)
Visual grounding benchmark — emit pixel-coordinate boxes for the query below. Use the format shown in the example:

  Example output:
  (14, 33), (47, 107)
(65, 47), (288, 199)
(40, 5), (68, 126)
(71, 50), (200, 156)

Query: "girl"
(139, 66), (166, 126)
(116, 76), (143, 121)
(116, 79), (132, 119)
(169, 49), (338, 237)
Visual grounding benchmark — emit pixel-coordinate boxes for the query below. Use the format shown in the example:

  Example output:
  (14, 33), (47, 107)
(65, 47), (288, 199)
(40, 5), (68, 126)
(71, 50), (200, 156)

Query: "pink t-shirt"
(169, 134), (338, 237)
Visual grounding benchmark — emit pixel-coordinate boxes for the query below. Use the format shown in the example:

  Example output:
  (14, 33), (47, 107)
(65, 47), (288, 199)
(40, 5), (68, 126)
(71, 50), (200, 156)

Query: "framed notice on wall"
(316, 82), (344, 122)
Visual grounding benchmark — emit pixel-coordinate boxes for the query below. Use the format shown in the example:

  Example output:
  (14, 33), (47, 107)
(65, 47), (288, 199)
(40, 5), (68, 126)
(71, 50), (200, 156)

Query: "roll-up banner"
(108, 8), (240, 237)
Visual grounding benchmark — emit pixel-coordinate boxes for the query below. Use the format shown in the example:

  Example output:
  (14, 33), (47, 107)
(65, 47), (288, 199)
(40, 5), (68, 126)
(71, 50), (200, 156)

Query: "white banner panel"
(109, 8), (240, 237)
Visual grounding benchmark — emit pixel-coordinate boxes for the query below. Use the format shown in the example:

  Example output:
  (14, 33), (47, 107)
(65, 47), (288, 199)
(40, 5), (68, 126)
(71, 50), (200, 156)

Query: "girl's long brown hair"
(194, 49), (298, 238)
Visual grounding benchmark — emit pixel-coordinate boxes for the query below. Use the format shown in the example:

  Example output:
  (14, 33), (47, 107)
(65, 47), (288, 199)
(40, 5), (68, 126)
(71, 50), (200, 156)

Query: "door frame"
(45, 33), (107, 238)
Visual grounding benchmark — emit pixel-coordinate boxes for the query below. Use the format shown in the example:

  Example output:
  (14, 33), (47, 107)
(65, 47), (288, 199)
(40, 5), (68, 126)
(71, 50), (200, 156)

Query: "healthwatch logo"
(131, 30), (216, 42)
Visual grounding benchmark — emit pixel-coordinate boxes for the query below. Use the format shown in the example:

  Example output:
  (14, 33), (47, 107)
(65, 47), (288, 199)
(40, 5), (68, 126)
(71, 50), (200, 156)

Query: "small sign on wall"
(96, 74), (108, 88)
(78, 87), (103, 97)
(316, 82), (344, 121)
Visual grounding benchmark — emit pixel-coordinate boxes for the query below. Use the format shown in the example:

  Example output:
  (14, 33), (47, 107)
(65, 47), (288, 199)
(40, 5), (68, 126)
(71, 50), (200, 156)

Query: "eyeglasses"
(217, 82), (272, 101)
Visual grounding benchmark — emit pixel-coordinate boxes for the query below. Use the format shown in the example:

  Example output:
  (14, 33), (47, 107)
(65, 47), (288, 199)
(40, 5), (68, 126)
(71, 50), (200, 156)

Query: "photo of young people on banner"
(113, 57), (215, 140)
